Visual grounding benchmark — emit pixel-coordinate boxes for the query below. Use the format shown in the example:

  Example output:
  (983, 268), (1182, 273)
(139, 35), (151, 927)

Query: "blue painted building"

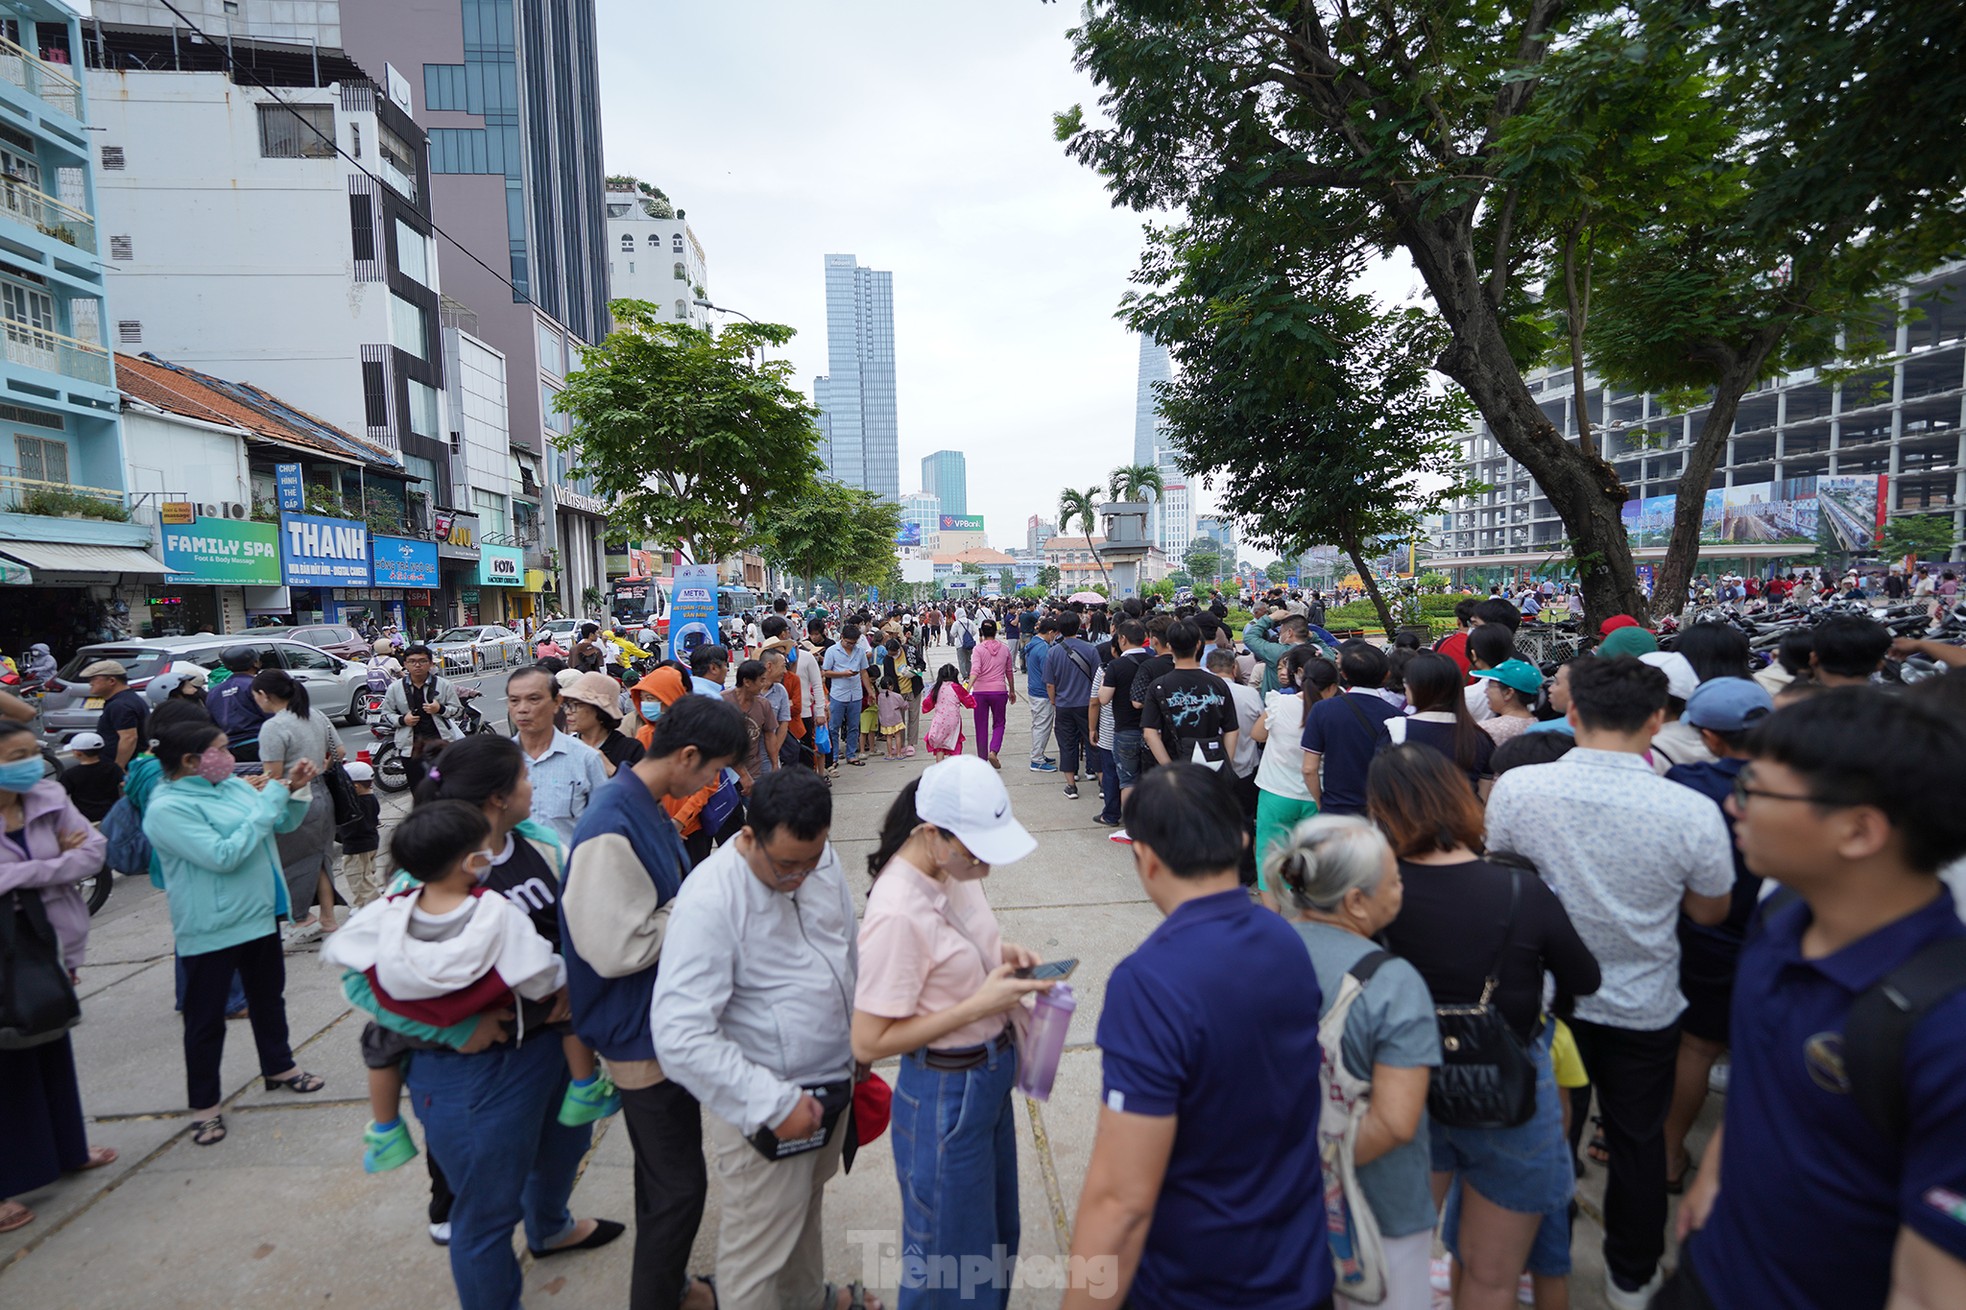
(0, 1), (157, 652)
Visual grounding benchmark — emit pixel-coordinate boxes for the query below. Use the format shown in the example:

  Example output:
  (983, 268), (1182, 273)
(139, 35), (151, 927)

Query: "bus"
(611, 576), (667, 625)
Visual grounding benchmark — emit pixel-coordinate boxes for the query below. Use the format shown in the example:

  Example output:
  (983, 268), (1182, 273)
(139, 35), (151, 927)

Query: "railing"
(0, 467), (128, 519)
(0, 36), (81, 119)
(0, 176), (94, 252)
(0, 317), (111, 384)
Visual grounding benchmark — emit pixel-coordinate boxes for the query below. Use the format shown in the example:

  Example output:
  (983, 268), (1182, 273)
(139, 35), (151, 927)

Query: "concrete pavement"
(1, 647), (1710, 1308)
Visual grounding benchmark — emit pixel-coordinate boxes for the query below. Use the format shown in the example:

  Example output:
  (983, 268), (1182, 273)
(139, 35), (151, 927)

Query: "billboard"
(371, 535), (439, 588)
(279, 513), (370, 586)
(669, 563), (719, 660)
(1620, 475), (1886, 551)
(939, 513), (984, 533)
(161, 517), (281, 586)
(900, 558), (935, 583)
(478, 544), (524, 586)
(895, 521), (922, 546)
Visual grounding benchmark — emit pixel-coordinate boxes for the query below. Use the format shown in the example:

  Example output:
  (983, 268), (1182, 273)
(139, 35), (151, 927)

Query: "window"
(674, 299), (686, 320)
(15, 434), (67, 484)
(620, 233), (634, 252)
(257, 103), (336, 159)
(362, 360), (389, 426)
(2, 281), (54, 332)
(535, 322), (566, 377)
(280, 645), (336, 672)
(424, 63), (468, 112)
(472, 489), (508, 536)
(645, 233), (658, 248)
(349, 123), (362, 159)
(672, 234), (683, 253)
(407, 379), (440, 438)
(349, 194), (376, 261)
(541, 382), (570, 434)
(395, 219), (431, 287)
(117, 320), (141, 344)
(0, 146), (39, 192)
(390, 294), (427, 359)
(673, 261), (685, 281)
(99, 146), (124, 171)
(377, 124), (419, 200)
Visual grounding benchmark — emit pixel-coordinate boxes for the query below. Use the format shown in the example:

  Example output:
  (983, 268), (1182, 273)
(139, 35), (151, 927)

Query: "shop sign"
(478, 543), (524, 586)
(554, 485), (607, 515)
(276, 464), (304, 511)
(461, 588), (480, 605)
(403, 589), (433, 604)
(161, 516), (281, 586)
(372, 534), (440, 587)
(434, 510), (479, 558)
(279, 512), (371, 586)
(160, 501), (196, 525)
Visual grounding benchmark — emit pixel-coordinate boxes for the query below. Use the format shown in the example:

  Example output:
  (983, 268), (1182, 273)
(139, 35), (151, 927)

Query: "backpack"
(365, 655), (393, 692)
(959, 619), (976, 650)
(1317, 950), (1392, 1304)
(101, 796), (152, 877)
(1757, 888), (1966, 1141)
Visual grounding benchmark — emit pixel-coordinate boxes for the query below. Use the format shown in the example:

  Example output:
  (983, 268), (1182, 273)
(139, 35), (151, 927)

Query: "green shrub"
(9, 487), (130, 521)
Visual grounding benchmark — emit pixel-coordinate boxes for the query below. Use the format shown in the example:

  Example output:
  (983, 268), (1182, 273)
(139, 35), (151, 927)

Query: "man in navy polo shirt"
(1300, 640), (1401, 816)
(1064, 764), (1331, 1310)
(1667, 689), (1966, 1310)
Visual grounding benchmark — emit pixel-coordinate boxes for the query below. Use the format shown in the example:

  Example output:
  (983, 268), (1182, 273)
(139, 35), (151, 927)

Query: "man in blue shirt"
(1045, 611), (1100, 801)
(1668, 688), (1966, 1310)
(819, 622), (871, 769)
(1066, 764), (1331, 1310)
(1023, 615), (1057, 772)
(689, 644), (730, 697)
(1299, 641), (1402, 815)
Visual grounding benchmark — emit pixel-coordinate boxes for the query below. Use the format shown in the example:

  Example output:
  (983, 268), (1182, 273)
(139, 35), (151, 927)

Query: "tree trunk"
(1563, 222), (1595, 460)
(1648, 350), (1776, 620)
(1342, 535), (1396, 635)
(1395, 211), (1647, 632)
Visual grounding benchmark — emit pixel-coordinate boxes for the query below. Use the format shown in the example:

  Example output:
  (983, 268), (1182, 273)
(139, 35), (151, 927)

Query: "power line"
(147, 0), (545, 314)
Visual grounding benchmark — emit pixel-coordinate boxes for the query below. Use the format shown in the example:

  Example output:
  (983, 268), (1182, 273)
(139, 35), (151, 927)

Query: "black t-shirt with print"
(1139, 667), (1235, 764)
(1126, 653), (1175, 716)
(484, 831), (562, 945)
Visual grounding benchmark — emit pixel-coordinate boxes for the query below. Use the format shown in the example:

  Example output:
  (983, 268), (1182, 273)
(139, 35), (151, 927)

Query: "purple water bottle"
(1014, 983), (1076, 1102)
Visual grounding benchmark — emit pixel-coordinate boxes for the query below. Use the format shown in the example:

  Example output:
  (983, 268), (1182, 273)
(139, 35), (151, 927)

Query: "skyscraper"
(814, 254), (898, 501)
(921, 450), (967, 517)
(1134, 334), (1189, 552)
(1134, 333), (1171, 469)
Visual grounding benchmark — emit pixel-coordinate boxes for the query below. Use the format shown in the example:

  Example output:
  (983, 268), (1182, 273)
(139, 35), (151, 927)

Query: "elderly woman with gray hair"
(1268, 813), (1441, 1310)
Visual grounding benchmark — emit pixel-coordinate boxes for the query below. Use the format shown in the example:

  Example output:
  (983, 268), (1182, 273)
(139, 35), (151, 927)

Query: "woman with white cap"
(852, 755), (1054, 1309)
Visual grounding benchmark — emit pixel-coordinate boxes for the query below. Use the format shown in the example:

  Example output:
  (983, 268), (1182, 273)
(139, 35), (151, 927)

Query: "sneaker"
(363, 1120), (418, 1173)
(1708, 1059), (1730, 1094)
(1109, 829), (1133, 844)
(1028, 760), (1058, 772)
(428, 1221), (452, 1246)
(1604, 1268), (1664, 1310)
(1429, 1258), (1452, 1293)
(559, 1074), (621, 1126)
(1093, 814), (1123, 827)
(1063, 783), (1079, 800)
(1518, 1273), (1535, 1304)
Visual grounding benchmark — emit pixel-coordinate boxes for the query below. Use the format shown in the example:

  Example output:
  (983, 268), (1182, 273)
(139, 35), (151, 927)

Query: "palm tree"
(1107, 463), (1165, 504)
(1058, 486), (1113, 592)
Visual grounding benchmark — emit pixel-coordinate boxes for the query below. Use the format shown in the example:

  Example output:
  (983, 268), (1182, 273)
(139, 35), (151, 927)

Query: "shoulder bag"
(1428, 863), (1538, 1129)
(0, 888), (83, 1049)
(1317, 950), (1393, 1303)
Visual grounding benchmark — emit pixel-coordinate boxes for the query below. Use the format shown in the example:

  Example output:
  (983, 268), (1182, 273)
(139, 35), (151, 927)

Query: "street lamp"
(694, 298), (765, 363)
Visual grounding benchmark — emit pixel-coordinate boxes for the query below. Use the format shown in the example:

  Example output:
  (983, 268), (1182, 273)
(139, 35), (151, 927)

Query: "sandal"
(191, 1115), (227, 1146)
(0, 1201), (33, 1234)
(1586, 1116), (1609, 1166)
(821, 1282), (873, 1310)
(264, 1071), (326, 1094)
(77, 1146), (118, 1170)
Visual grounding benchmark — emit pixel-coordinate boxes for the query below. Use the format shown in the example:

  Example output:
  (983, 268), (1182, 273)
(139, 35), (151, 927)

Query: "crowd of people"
(3, 579), (1965, 1310)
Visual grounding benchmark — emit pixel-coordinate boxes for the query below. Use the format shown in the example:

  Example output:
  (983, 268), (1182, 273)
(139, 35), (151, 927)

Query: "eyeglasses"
(757, 847), (823, 879)
(1730, 770), (1842, 809)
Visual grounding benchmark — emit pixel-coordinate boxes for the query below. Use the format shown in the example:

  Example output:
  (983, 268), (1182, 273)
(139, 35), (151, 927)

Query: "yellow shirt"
(1550, 1018), (1588, 1089)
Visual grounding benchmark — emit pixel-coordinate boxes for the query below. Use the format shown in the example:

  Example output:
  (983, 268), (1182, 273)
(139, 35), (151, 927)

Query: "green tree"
(1107, 463), (1164, 503)
(1036, 564), (1061, 591)
(554, 303), (820, 563)
(838, 489), (903, 603)
(1880, 515), (1958, 567)
(1265, 561), (1288, 585)
(1183, 542), (1220, 585)
(756, 479), (898, 605)
(1165, 571), (1193, 591)
(1057, 487), (1113, 592)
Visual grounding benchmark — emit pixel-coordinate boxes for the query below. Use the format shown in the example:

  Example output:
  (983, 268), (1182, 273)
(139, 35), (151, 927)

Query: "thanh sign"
(279, 513), (371, 586)
(161, 517), (281, 586)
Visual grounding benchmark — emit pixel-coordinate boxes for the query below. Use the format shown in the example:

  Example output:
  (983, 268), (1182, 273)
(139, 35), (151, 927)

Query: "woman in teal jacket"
(141, 713), (327, 1146)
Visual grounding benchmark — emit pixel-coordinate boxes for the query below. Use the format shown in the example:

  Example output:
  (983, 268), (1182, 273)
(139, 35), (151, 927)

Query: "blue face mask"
(639, 697), (663, 722)
(0, 757), (46, 793)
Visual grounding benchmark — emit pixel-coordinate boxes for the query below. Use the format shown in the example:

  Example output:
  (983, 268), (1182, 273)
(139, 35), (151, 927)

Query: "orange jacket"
(626, 667), (714, 838)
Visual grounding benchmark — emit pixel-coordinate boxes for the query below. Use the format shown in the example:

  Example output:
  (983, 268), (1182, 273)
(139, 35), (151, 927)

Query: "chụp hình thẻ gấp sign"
(279, 512), (371, 586)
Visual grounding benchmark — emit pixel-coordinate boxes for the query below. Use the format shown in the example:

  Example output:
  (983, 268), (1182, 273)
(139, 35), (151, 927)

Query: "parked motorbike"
(368, 686), (498, 794)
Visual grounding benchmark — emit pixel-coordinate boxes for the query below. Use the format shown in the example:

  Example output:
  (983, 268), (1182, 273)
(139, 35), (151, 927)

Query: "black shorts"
(359, 1020), (437, 1070)
(1677, 924), (1743, 1044)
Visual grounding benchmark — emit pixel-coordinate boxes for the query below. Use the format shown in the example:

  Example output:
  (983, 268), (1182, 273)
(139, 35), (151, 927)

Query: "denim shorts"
(1428, 1025), (1574, 1218)
(1112, 728), (1144, 787)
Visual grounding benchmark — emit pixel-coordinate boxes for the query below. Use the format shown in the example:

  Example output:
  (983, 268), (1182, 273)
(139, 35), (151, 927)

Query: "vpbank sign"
(280, 513), (370, 586)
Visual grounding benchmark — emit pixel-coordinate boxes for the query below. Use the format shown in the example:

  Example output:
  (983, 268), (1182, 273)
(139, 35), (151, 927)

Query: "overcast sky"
(597, 2), (1174, 554)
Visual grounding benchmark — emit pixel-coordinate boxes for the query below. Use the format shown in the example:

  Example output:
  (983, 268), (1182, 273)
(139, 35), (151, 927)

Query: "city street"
(0, 651), (1702, 1309)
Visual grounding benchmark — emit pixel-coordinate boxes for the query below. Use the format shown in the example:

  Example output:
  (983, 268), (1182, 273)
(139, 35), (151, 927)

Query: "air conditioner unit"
(197, 502), (222, 519)
(223, 501), (248, 520)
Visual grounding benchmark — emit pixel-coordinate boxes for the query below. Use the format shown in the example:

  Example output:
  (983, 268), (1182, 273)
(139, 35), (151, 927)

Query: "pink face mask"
(196, 746), (236, 783)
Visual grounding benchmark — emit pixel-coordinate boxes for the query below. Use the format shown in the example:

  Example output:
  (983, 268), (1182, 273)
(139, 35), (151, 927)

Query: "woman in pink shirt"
(852, 757), (1051, 1310)
(967, 620), (1017, 770)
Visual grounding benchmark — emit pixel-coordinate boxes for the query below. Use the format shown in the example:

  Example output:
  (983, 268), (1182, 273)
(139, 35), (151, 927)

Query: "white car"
(429, 625), (529, 673)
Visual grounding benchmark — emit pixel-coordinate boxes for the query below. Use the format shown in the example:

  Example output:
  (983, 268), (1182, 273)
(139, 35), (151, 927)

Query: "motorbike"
(368, 686), (498, 794)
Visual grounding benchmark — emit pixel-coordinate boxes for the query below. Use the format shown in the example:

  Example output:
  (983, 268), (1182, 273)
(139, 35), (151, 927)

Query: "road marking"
(1024, 1095), (1074, 1255)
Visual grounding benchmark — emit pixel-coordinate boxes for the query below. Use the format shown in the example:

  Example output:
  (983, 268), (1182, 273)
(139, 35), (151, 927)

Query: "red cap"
(1599, 615), (1642, 636)
(854, 1071), (893, 1146)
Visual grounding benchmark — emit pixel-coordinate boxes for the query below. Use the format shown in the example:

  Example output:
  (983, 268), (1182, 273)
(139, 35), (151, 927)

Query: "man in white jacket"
(651, 769), (867, 1310)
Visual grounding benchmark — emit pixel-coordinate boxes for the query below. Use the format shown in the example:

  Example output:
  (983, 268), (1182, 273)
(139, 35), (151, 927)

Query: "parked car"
(38, 635), (374, 742)
(429, 624), (529, 673)
(275, 622), (374, 661)
(535, 618), (582, 648)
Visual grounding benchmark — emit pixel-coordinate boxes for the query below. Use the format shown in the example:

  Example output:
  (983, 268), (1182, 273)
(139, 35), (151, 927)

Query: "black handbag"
(1427, 866), (1538, 1129)
(323, 760), (360, 827)
(0, 888), (83, 1049)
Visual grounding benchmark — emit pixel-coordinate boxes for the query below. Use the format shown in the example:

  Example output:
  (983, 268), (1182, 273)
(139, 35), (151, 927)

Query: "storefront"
(371, 534), (440, 632)
(477, 544), (525, 622)
(0, 541), (175, 655)
(151, 513), (282, 635)
(279, 511), (372, 623)
(435, 509), (480, 631)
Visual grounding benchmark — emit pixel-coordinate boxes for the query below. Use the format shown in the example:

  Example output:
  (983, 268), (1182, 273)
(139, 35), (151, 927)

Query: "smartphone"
(1016, 959), (1078, 981)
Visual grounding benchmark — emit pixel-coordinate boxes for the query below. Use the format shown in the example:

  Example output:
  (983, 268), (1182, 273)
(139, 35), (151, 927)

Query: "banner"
(669, 563), (719, 659)
(276, 464), (304, 511)
(279, 512), (370, 586)
(371, 534), (440, 587)
(1620, 474), (1888, 553)
(895, 521), (922, 546)
(939, 513), (985, 533)
(161, 517), (281, 586)
(478, 544), (524, 586)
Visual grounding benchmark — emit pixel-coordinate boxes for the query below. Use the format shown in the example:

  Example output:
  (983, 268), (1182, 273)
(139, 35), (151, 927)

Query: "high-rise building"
(1134, 333), (1187, 551)
(1195, 513), (1236, 562)
(921, 449), (966, 517)
(340, 0), (613, 614)
(1026, 515), (1058, 555)
(899, 489), (940, 552)
(1161, 479), (1195, 566)
(604, 182), (709, 331)
(814, 253), (898, 501)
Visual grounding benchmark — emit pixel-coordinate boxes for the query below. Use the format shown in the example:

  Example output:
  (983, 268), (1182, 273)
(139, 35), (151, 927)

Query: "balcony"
(1, 319), (111, 386)
(0, 176), (94, 252)
(0, 36), (80, 120)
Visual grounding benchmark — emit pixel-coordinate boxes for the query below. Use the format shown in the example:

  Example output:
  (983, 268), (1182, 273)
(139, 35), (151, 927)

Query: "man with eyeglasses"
(1484, 655), (1734, 1310)
(653, 768), (876, 1310)
(1662, 687), (1966, 1310)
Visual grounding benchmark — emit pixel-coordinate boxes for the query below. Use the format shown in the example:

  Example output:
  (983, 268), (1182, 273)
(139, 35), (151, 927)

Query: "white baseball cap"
(67, 731), (106, 753)
(342, 760), (374, 784)
(915, 755), (1036, 867)
(1639, 650), (1699, 702)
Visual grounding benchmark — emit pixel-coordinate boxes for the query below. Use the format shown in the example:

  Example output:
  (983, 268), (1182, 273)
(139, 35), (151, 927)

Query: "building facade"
(340, 0), (612, 617)
(1025, 514), (1057, 555)
(814, 253), (898, 501)
(1042, 533), (1171, 591)
(898, 488), (939, 552)
(1194, 513), (1235, 563)
(1435, 262), (1966, 588)
(1159, 478), (1195, 567)
(604, 183), (708, 330)
(921, 448), (965, 516)
(0, 1), (158, 656)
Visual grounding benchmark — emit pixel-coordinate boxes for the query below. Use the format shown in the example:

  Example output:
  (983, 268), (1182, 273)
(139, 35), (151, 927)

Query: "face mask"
(639, 697), (663, 722)
(196, 746), (236, 783)
(0, 758), (45, 793)
(466, 848), (496, 885)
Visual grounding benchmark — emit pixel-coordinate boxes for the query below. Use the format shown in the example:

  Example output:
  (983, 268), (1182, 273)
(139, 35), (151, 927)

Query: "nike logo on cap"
(995, 801), (1007, 818)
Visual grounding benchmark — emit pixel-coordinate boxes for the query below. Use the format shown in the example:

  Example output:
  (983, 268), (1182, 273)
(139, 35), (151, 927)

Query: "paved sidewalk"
(2, 648), (1703, 1307)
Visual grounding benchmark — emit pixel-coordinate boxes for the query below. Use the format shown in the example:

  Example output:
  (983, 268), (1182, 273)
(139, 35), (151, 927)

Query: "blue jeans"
(406, 1037), (590, 1310)
(1111, 727), (1144, 789)
(1091, 744), (1120, 822)
(829, 696), (861, 761)
(893, 1041), (1021, 1309)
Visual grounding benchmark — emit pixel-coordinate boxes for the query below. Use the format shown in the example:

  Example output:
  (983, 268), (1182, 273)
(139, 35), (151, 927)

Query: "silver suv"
(38, 634), (372, 744)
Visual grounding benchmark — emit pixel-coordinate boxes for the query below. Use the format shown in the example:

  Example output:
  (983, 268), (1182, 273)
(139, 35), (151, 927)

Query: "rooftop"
(116, 353), (404, 472)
